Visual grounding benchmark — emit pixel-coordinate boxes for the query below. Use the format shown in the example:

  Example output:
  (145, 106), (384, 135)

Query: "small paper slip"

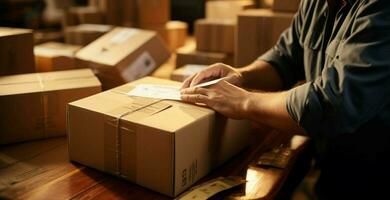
(193, 77), (226, 88)
(127, 84), (181, 100)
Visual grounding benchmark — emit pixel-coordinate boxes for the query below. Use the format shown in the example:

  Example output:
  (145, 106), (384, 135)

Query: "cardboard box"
(139, 23), (167, 44)
(170, 64), (207, 82)
(0, 27), (35, 75)
(206, 0), (255, 21)
(34, 42), (82, 72)
(64, 24), (113, 46)
(63, 6), (104, 27)
(34, 30), (64, 45)
(235, 9), (293, 66)
(195, 19), (236, 54)
(89, 0), (126, 25)
(75, 27), (171, 90)
(273, 0), (301, 12)
(67, 76), (252, 197)
(176, 43), (233, 68)
(138, 0), (170, 25)
(0, 69), (101, 145)
(166, 21), (188, 51)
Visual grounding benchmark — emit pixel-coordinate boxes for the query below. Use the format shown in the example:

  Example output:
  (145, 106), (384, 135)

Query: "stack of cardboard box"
(0, 28), (35, 76)
(34, 42), (82, 72)
(205, 0), (256, 21)
(0, 69), (101, 145)
(75, 27), (170, 90)
(235, 0), (300, 66)
(62, 6), (104, 27)
(64, 24), (113, 46)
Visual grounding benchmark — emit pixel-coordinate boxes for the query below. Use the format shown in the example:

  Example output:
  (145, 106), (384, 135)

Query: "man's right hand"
(181, 63), (244, 89)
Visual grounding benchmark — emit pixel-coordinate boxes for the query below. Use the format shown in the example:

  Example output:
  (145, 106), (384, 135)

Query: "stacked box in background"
(273, 0), (301, 12)
(235, 0), (300, 67)
(195, 19), (235, 54)
(0, 27), (35, 76)
(206, 0), (255, 21)
(62, 7), (104, 27)
(68, 76), (253, 197)
(235, 9), (294, 67)
(75, 27), (170, 90)
(34, 42), (82, 72)
(0, 69), (101, 145)
(176, 42), (233, 68)
(64, 24), (113, 46)
(170, 64), (208, 82)
(165, 21), (188, 51)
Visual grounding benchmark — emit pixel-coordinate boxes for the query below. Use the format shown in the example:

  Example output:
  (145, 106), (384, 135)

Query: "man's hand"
(181, 63), (244, 89)
(181, 80), (250, 119)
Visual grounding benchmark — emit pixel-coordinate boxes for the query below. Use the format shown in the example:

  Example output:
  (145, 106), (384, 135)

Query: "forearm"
(243, 90), (303, 133)
(237, 60), (284, 91)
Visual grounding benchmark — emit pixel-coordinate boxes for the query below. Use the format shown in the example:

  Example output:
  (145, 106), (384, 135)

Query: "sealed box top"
(34, 42), (82, 57)
(0, 27), (32, 37)
(75, 27), (158, 66)
(69, 76), (214, 133)
(0, 69), (101, 96)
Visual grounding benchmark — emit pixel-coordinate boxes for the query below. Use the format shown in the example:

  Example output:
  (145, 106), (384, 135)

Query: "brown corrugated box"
(67, 76), (253, 197)
(0, 69), (101, 145)
(64, 24), (113, 46)
(206, 0), (255, 21)
(34, 42), (82, 72)
(89, 0), (127, 25)
(62, 6), (104, 27)
(170, 64), (207, 82)
(176, 43), (233, 68)
(75, 27), (170, 90)
(273, 0), (301, 12)
(166, 21), (188, 51)
(0, 27), (35, 76)
(235, 9), (293, 66)
(138, 0), (170, 25)
(195, 19), (236, 54)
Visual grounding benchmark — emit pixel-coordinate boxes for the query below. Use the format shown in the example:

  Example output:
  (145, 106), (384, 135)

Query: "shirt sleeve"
(258, 0), (306, 89)
(287, 0), (390, 137)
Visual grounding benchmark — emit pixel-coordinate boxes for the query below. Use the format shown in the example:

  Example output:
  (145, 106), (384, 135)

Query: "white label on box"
(110, 29), (139, 45)
(127, 84), (181, 100)
(121, 51), (156, 82)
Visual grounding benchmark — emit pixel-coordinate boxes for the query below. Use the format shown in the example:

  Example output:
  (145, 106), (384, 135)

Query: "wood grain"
(0, 129), (310, 200)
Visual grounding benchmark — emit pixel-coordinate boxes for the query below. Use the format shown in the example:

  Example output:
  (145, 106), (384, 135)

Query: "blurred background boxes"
(0, 69), (101, 145)
(170, 64), (207, 82)
(34, 42), (82, 72)
(75, 27), (170, 90)
(0, 27), (35, 76)
(64, 24), (113, 46)
(62, 6), (103, 27)
(176, 42), (233, 68)
(206, 0), (255, 21)
(235, 9), (294, 67)
(195, 18), (235, 54)
(273, 0), (301, 12)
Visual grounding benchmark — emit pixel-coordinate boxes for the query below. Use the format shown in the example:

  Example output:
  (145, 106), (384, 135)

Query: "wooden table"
(0, 128), (311, 200)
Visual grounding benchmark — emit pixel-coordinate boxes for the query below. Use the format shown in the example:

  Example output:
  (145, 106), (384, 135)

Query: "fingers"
(181, 73), (197, 89)
(180, 87), (210, 104)
(180, 94), (209, 104)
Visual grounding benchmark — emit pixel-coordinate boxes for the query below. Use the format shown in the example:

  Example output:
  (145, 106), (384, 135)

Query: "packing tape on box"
(175, 176), (247, 200)
(106, 95), (172, 178)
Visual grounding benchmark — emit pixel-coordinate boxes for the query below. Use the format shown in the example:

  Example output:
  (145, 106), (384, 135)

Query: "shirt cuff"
(286, 82), (323, 136)
(258, 48), (297, 89)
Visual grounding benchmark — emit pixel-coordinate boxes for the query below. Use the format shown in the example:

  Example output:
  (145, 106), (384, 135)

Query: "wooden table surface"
(0, 128), (310, 200)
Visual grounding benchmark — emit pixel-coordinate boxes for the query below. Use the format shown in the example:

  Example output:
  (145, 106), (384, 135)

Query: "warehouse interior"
(4, 0), (382, 199)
